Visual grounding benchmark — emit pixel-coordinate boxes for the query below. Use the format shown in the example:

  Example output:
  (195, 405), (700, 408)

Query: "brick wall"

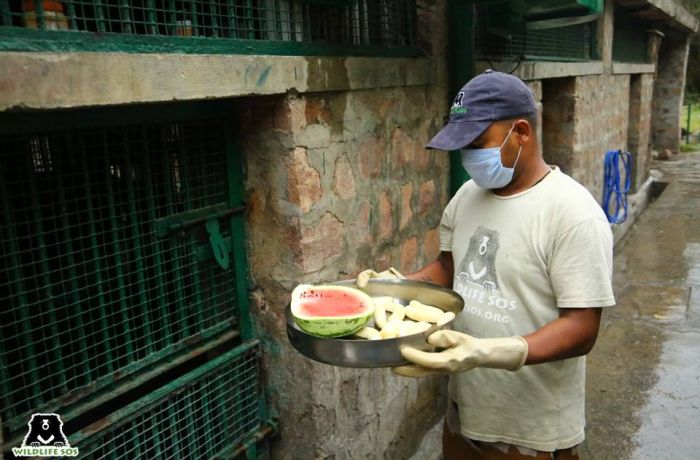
(234, 4), (450, 455)
(652, 34), (691, 154)
(573, 74), (631, 200)
(238, 85), (450, 459)
(540, 75), (631, 201)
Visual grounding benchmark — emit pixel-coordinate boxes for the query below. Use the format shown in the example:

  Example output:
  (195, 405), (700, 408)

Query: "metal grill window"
(0, 0), (416, 52)
(475, 5), (593, 62)
(612, 8), (648, 63)
(0, 117), (243, 436)
(74, 343), (261, 459)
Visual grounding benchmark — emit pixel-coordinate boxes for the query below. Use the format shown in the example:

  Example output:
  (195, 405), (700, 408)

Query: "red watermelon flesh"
(291, 284), (374, 338)
(297, 288), (367, 317)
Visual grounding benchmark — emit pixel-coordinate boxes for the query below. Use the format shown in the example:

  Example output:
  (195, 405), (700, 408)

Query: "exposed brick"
(423, 227), (440, 261)
(418, 180), (435, 214)
(247, 188), (266, 225)
(392, 128), (414, 167)
(350, 202), (372, 245)
(288, 96), (307, 131)
(298, 213), (344, 273)
(379, 190), (393, 240)
(287, 147), (322, 213)
(400, 236), (418, 273)
(305, 98), (332, 125)
(374, 252), (392, 272)
(333, 154), (356, 200)
(400, 183), (413, 230)
(414, 142), (431, 171)
(358, 135), (385, 179)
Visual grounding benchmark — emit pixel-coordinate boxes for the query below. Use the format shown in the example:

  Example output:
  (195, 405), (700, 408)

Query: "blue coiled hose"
(602, 150), (632, 224)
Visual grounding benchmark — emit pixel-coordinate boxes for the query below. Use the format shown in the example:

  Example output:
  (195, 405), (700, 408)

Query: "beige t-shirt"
(440, 167), (615, 452)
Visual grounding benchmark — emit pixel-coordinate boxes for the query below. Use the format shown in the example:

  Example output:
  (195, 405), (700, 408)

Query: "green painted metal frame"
(0, 0), (420, 57)
(612, 7), (649, 64)
(0, 26), (422, 55)
(69, 340), (274, 459)
(448, 0), (474, 196)
(0, 100), (266, 451)
(473, 0), (598, 63)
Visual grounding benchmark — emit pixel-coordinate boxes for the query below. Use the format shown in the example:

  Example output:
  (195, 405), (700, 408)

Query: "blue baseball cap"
(426, 70), (537, 151)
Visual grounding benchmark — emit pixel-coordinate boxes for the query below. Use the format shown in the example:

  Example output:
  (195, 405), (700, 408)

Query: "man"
(357, 70), (614, 459)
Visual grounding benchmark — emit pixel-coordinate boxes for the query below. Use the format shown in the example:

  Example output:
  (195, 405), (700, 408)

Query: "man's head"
(427, 71), (542, 191)
(426, 70), (537, 152)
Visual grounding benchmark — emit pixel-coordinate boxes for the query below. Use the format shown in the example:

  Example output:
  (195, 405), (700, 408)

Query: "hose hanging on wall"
(602, 149), (632, 224)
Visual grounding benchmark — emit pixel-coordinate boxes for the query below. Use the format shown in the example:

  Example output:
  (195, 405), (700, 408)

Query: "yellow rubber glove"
(356, 267), (405, 289)
(392, 330), (528, 378)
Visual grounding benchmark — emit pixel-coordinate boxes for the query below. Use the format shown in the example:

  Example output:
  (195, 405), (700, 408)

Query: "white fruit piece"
(354, 327), (381, 340)
(373, 296), (396, 305)
(405, 300), (444, 323)
(379, 319), (402, 339)
(398, 320), (431, 337)
(386, 302), (406, 322)
(437, 311), (456, 327)
(373, 301), (387, 330)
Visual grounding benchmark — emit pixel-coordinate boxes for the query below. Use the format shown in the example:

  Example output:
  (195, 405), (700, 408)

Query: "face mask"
(461, 124), (522, 189)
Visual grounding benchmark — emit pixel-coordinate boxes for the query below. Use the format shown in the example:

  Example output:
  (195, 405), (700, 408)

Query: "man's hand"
(356, 267), (405, 288)
(392, 330), (528, 378)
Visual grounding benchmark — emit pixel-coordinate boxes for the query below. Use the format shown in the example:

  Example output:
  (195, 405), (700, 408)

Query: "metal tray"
(286, 279), (464, 368)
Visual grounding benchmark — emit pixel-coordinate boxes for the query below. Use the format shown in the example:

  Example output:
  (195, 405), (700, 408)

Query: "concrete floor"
(582, 152), (700, 460)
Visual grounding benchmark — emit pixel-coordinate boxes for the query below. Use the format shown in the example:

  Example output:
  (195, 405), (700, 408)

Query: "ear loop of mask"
(502, 123), (522, 170)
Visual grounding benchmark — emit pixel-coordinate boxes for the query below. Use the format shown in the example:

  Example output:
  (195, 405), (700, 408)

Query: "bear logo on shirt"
(21, 413), (69, 448)
(457, 226), (500, 291)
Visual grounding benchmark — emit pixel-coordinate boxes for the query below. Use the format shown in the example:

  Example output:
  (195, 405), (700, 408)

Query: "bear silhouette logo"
(21, 413), (70, 448)
(457, 226), (500, 291)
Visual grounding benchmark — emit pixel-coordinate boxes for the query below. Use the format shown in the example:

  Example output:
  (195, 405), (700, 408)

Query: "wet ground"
(582, 152), (700, 459)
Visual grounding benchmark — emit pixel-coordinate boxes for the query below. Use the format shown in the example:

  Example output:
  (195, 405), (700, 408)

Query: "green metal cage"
(0, 0), (418, 55)
(72, 341), (265, 459)
(474, 2), (595, 62)
(612, 8), (648, 64)
(0, 103), (261, 451)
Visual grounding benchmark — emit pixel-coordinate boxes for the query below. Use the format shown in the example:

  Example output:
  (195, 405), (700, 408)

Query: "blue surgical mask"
(461, 124), (522, 189)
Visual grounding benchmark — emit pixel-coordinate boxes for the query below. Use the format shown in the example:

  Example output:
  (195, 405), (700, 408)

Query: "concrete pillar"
(541, 78), (576, 175)
(595, 0), (614, 70)
(627, 73), (654, 193)
(652, 33), (691, 154)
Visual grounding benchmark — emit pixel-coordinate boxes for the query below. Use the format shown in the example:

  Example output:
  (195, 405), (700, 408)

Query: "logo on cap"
(451, 92), (467, 115)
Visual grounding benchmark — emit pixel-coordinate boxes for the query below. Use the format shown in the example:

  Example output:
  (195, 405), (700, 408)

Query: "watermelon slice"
(291, 284), (375, 338)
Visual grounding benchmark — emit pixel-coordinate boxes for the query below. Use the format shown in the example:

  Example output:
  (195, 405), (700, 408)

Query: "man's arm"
(523, 307), (602, 364)
(405, 251), (454, 288)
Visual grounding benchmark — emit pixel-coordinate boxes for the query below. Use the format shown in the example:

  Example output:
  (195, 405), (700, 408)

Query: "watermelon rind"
(291, 284), (374, 338)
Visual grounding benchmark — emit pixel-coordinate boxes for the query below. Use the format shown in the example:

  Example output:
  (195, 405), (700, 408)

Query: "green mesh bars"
(474, 1), (596, 62)
(72, 342), (263, 459)
(0, 0), (418, 55)
(0, 103), (269, 457)
(612, 8), (648, 63)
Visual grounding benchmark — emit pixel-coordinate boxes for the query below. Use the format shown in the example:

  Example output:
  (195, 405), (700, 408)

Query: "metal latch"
(155, 202), (245, 269)
(204, 218), (229, 269)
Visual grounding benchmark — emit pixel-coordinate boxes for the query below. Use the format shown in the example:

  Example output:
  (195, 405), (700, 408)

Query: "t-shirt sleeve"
(550, 217), (615, 308)
(439, 192), (459, 252)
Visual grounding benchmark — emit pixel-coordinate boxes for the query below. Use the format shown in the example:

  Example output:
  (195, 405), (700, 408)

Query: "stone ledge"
(612, 174), (657, 246)
(612, 62), (657, 74)
(0, 52), (438, 111)
(476, 60), (604, 81)
(621, 0), (700, 32)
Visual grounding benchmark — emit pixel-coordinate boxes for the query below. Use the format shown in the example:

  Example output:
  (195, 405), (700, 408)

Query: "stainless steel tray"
(286, 279), (464, 368)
